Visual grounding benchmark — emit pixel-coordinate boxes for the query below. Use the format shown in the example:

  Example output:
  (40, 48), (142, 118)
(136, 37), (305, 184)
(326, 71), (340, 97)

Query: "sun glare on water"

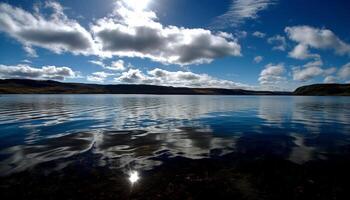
(128, 171), (140, 184)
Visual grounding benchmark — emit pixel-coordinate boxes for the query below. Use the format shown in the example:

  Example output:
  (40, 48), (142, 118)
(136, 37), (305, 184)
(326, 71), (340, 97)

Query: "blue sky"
(0, 0), (349, 91)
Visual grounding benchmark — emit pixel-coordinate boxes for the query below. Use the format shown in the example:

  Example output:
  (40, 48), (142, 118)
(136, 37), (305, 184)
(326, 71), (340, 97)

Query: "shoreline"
(1, 78), (350, 96)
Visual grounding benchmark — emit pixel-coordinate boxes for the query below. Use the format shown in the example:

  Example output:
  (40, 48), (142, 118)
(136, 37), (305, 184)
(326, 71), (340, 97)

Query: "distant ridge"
(0, 79), (290, 95)
(1, 79), (349, 96)
(293, 84), (350, 96)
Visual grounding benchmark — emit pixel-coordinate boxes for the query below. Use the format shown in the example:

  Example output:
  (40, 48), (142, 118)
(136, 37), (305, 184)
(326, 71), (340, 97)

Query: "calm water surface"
(1, 95), (350, 199)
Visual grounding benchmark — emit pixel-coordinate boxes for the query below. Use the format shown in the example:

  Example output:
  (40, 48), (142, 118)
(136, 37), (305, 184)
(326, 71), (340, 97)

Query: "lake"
(1, 95), (350, 199)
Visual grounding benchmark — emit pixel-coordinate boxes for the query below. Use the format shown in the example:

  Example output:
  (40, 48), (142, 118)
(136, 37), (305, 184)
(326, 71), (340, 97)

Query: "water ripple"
(0, 95), (350, 175)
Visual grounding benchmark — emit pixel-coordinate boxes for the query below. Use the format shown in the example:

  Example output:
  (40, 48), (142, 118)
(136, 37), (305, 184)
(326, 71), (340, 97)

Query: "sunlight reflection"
(128, 171), (140, 184)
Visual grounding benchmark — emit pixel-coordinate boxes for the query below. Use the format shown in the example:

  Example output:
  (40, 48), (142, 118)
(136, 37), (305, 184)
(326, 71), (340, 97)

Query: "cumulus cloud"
(303, 59), (323, 68)
(115, 68), (253, 89)
(292, 60), (337, 82)
(0, 64), (76, 80)
(324, 67), (337, 76)
(212, 0), (277, 28)
(108, 60), (126, 71)
(338, 63), (350, 80)
(252, 31), (266, 38)
(268, 35), (287, 51)
(91, 1), (241, 65)
(89, 59), (126, 71)
(0, 2), (95, 56)
(324, 76), (337, 83)
(87, 71), (114, 82)
(288, 44), (320, 60)
(0, 1), (240, 65)
(293, 66), (323, 82)
(115, 69), (151, 84)
(285, 26), (350, 60)
(254, 56), (263, 63)
(258, 63), (286, 86)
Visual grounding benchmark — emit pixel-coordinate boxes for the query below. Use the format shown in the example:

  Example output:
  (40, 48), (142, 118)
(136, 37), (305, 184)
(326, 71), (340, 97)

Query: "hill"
(293, 84), (350, 96)
(2, 79), (350, 96)
(0, 79), (290, 95)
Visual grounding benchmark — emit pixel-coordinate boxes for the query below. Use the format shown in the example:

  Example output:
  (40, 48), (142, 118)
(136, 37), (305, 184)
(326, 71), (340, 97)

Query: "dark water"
(1, 95), (350, 199)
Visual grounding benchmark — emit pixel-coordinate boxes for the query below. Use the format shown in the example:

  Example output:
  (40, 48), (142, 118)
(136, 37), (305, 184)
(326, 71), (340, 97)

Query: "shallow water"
(1, 95), (350, 199)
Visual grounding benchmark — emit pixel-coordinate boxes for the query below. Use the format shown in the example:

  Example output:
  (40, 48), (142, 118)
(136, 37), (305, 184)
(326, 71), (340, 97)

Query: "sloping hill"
(0, 79), (290, 95)
(294, 84), (350, 96)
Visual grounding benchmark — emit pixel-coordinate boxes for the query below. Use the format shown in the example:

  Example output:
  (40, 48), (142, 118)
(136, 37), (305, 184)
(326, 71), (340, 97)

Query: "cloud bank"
(0, 64), (76, 80)
(0, 1), (241, 66)
(115, 68), (253, 89)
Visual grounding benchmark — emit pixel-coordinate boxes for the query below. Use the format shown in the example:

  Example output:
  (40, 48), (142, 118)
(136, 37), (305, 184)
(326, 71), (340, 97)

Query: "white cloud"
(285, 26), (350, 60)
(252, 31), (266, 38)
(303, 59), (323, 68)
(292, 60), (337, 82)
(89, 59), (126, 71)
(108, 60), (125, 71)
(258, 63), (286, 86)
(268, 35), (287, 51)
(324, 76), (337, 83)
(115, 69), (151, 84)
(0, 64), (76, 80)
(89, 60), (105, 67)
(288, 44), (320, 60)
(324, 67), (337, 75)
(23, 45), (38, 57)
(0, 2), (95, 56)
(338, 63), (350, 80)
(0, 1), (240, 66)
(212, 0), (277, 28)
(21, 59), (32, 64)
(254, 56), (263, 63)
(115, 68), (253, 89)
(293, 66), (323, 82)
(87, 71), (114, 82)
(91, 1), (241, 65)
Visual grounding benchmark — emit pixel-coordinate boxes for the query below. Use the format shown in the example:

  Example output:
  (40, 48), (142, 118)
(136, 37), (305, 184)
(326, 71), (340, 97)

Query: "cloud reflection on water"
(0, 95), (350, 175)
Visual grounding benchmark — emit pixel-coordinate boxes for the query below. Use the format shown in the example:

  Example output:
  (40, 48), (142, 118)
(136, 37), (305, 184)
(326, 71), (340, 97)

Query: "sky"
(0, 0), (349, 91)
